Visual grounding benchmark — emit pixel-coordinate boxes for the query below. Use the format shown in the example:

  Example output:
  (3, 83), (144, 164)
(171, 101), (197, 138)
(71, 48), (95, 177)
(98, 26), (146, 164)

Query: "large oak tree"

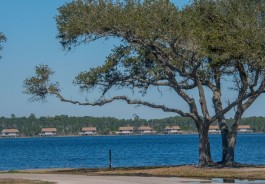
(24, 0), (265, 166)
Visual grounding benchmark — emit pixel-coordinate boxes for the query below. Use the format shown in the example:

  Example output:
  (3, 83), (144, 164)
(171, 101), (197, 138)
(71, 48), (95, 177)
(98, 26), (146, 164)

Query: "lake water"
(0, 134), (264, 170)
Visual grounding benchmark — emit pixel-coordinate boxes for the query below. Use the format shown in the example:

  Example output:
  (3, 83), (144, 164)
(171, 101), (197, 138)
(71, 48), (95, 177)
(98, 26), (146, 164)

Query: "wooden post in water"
(109, 149), (112, 169)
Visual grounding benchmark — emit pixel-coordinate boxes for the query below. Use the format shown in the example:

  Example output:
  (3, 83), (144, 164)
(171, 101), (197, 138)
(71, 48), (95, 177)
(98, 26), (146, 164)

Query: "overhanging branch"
(52, 91), (196, 119)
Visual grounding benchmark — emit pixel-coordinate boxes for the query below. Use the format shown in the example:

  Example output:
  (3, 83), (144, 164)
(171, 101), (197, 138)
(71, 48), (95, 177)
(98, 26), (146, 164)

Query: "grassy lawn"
(5, 165), (265, 181)
(0, 178), (54, 184)
(35, 165), (265, 180)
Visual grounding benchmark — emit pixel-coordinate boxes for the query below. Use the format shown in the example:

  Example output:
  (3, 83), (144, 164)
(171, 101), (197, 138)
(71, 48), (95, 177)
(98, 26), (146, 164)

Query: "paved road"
(0, 174), (217, 184)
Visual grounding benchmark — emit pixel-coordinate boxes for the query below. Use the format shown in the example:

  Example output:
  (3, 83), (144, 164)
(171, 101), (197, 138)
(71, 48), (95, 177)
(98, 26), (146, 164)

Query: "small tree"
(24, 0), (265, 166)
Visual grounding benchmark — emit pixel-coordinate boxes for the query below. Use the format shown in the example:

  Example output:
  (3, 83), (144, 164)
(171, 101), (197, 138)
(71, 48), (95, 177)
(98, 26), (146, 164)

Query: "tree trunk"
(221, 130), (237, 165)
(198, 123), (213, 167)
(220, 122), (238, 166)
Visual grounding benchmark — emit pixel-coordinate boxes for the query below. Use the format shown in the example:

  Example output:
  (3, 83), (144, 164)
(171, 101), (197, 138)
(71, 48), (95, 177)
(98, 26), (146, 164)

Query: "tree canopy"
(24, 0), (265, 166)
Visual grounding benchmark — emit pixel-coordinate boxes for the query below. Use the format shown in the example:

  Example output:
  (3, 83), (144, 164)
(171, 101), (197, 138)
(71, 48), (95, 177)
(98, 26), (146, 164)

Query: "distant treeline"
(0, 114), (265, 136)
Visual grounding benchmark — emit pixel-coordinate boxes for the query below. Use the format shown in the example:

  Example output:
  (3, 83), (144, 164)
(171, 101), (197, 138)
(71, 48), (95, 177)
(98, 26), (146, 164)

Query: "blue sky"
(0, 0), (264, 119)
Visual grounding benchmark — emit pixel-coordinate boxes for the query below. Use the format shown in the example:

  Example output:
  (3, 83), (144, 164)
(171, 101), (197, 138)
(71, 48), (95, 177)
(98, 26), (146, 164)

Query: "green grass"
(36, 165), (265, 180)
(5, 165), (265, 181)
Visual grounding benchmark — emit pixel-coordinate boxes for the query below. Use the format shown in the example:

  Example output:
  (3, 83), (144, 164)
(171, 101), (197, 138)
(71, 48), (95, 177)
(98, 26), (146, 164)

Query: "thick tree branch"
(249, 70), (260, 93)
(237, 62), (248, 98)
(129, 39), (201, 121)
(196, 75), (211, 121)
(242, 79), (265, 111)
(211, 77), (265, 123)
(167, 73), (200, 122)
(52, 91), (195, 119)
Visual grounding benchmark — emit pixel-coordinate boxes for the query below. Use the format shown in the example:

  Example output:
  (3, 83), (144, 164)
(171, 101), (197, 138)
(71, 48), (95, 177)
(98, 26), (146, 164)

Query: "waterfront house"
(39, 128), (57, 136)
(209, 125), (221, 134)
(1, 129), (19, 137)
(79, 127), (97, 136)
(138, 126), (156, 134)
(238, 125), (253, 133)
(164, 126), (183, 134)
(116, 126), (134, 135)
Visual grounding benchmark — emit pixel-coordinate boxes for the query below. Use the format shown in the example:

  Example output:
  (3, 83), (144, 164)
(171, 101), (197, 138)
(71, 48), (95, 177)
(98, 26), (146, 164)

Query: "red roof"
(41, 128), (57, 132)
(165, 126), (180, 130)
(238, 125), (251, 129)
(138, 126), (152, 131)
(82, 127), (96, 131)
(2, 129), (19, 133)
(119, 127), (133, 131)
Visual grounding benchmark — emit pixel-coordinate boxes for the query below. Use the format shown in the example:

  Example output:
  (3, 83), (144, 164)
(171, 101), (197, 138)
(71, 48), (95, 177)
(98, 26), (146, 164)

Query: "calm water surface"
(0, 134), (264, 170)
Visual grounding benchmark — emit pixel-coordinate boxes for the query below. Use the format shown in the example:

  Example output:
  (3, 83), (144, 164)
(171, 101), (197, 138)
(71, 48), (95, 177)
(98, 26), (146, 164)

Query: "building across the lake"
(39, 128), (57, 136)
(138, 126), (156, 134)
(208, 125), (253, 134)
(209, 125), (221, 134)
(79, 127), (97, 136)
(164, 126), (183, 134)
(238, 125), (253, 133)
(1, 129), (19, 137)
(116, 126), (134, 135)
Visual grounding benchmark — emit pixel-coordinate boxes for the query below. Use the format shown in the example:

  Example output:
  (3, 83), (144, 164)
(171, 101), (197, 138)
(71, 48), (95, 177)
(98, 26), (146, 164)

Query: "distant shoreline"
(1, 132), (264, 139)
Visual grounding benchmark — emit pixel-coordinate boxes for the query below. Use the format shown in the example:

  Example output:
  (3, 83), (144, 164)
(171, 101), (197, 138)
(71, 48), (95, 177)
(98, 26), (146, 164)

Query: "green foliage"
(53, 0), (265, 97)
(55, 0), (185, 95)
(56, 0), (180, 49)
(186, 0), (265, 67)
(23, 65), (60, 101)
